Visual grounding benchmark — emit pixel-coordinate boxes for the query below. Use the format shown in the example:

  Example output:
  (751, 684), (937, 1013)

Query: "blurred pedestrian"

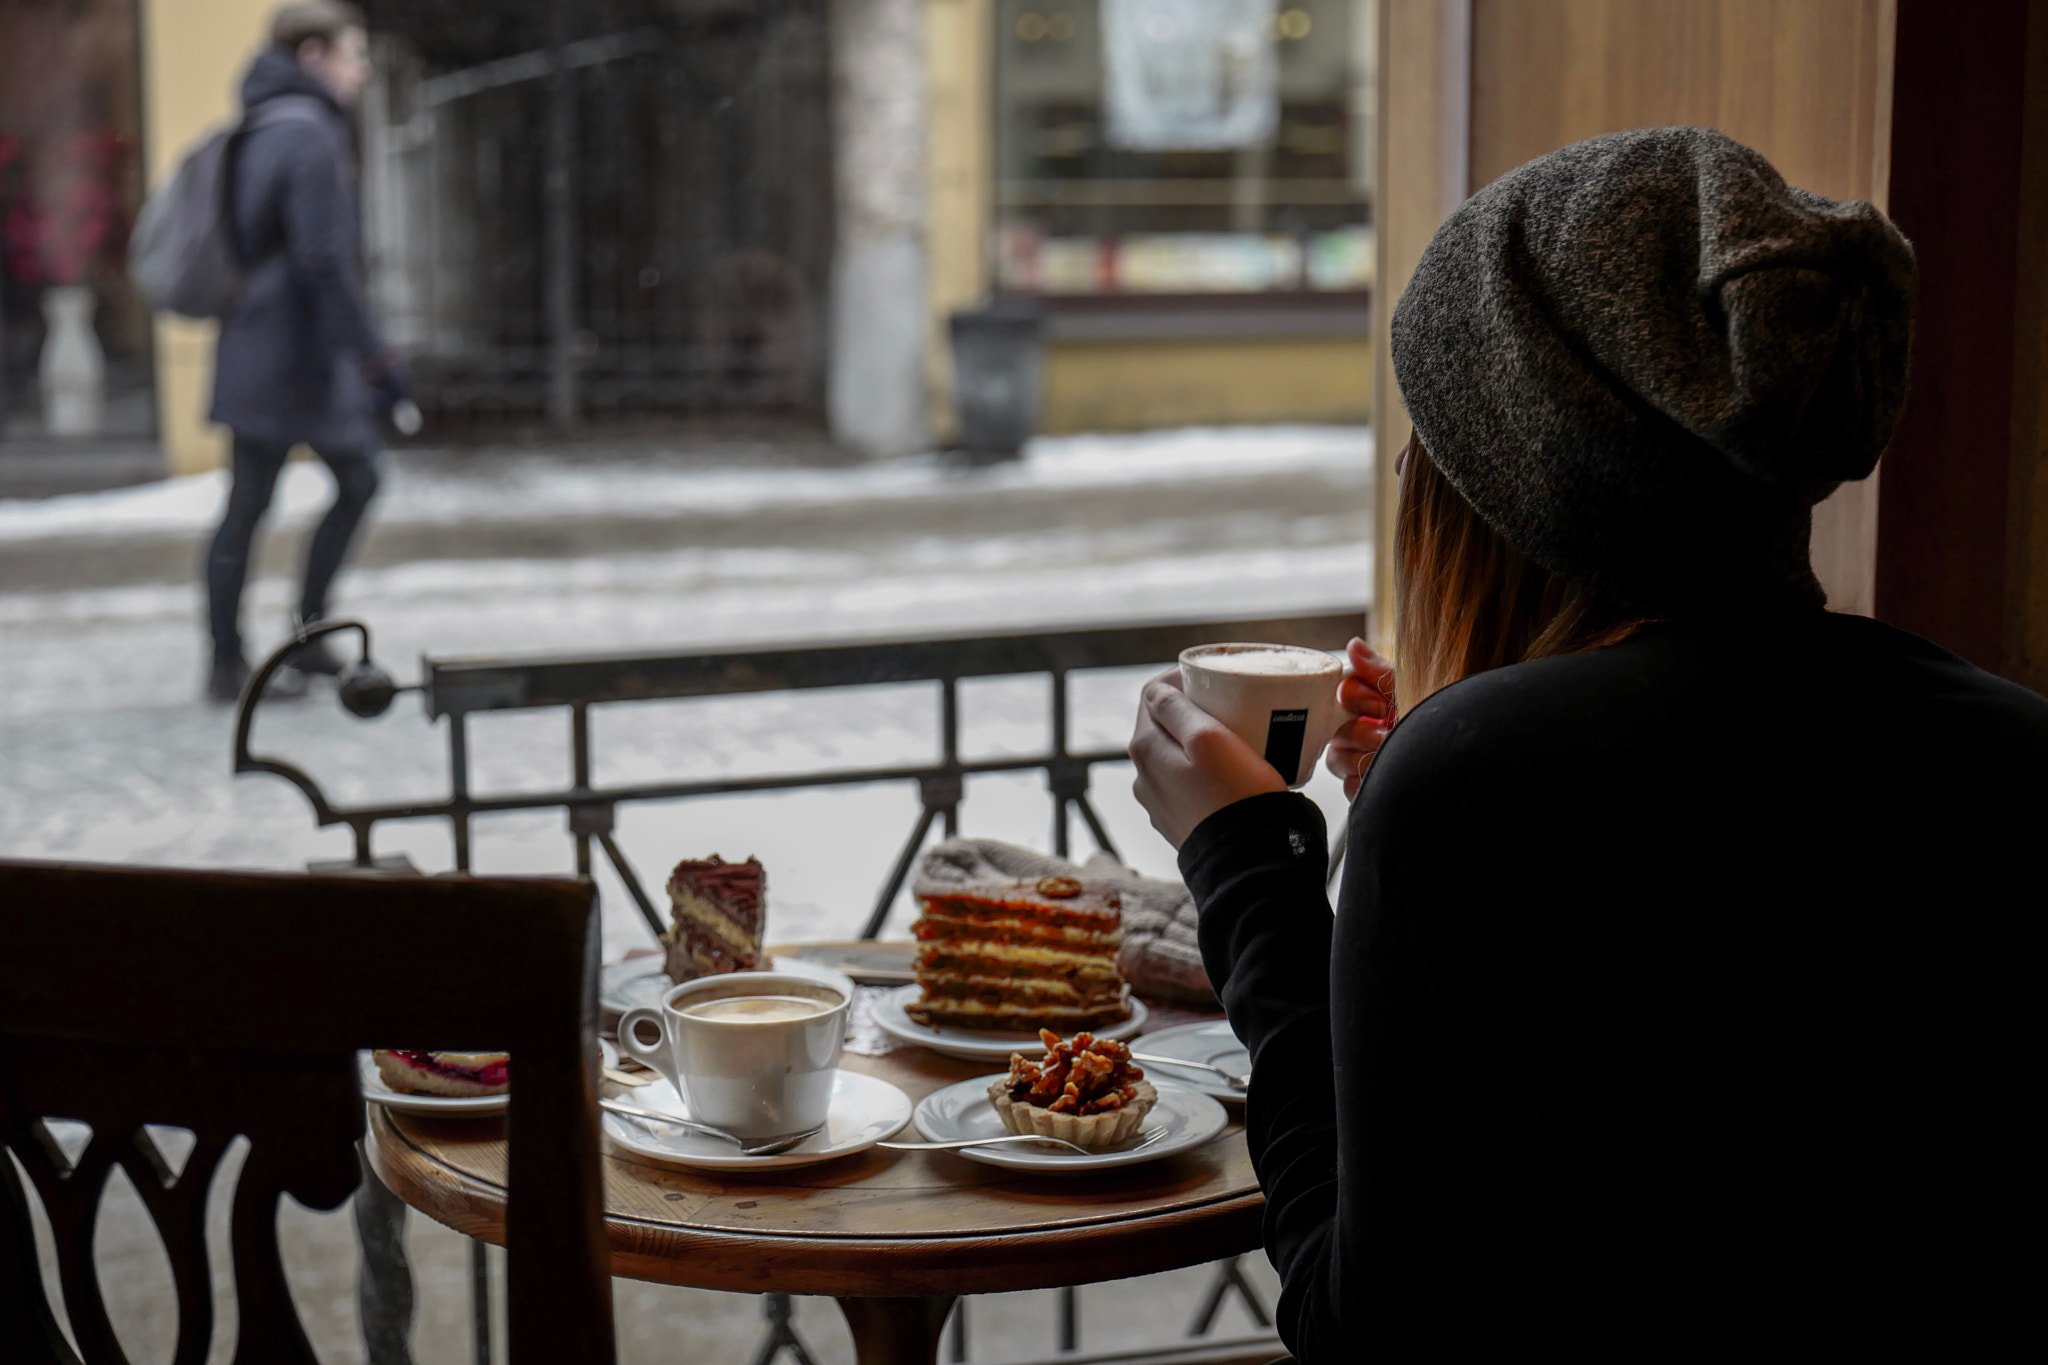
(203, 1), (405, 702)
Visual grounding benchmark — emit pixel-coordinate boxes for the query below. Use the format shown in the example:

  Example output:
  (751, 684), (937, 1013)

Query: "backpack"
(129, 96), (328, 320)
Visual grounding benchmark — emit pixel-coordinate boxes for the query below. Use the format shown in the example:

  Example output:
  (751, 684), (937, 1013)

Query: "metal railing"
(236, 608), (1364, 936)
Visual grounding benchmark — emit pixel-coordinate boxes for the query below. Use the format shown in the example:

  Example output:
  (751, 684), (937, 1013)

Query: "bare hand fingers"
(1344, 638), (1397, 710)
(1338, 674), (1392, 719)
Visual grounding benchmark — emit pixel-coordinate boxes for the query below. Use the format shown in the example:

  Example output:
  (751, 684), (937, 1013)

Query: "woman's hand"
(1129, 667), (1288, 849)
(1326, 637), (1397, 799)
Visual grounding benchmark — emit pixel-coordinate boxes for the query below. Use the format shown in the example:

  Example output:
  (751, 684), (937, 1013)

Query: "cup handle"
(615, 1007), (679, 1089)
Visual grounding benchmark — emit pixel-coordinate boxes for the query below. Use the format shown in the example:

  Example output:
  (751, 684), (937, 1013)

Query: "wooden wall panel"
(1456, 0), (1896, 615)
(2006, 5), (2048, 693)
(1876, 0), (2035, 672)
(1468, 0), (1892, 199)
(1371, 0), (1458, 652)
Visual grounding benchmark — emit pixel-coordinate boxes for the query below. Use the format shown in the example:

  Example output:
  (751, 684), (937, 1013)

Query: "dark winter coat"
(208, 47), (384, 452)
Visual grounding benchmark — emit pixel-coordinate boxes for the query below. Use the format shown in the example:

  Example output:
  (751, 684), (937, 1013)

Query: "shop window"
(994, 0), (1373, 297)
(0, 0), (154, 441)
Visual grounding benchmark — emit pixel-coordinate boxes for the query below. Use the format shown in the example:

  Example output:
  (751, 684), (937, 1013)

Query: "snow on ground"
(0, 424), (1369, 541)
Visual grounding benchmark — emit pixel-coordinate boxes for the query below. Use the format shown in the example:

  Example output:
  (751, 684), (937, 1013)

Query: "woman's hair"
(1394, 435), (1650, 707)
(270, 1), (365, 51)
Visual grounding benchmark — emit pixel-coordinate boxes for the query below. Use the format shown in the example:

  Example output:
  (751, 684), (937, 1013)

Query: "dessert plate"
(871, 984), (1148, 1062)
(600, 956), (858, 1023)
(602, 1070), (911, 1172)
(358, 1041), (618, 1116)
(1131, 1019), (1250, 1104)
(911, 1075), (1227, 1174)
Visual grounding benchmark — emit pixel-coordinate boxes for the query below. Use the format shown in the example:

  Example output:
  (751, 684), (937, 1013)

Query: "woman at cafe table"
(1130, 128), (2046, 1363)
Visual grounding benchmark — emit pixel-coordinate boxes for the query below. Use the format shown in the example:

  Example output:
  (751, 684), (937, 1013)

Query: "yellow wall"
(140, 0), (273, 475)
(925, 0), (995, 444)
(1042, 336), (1373, 434)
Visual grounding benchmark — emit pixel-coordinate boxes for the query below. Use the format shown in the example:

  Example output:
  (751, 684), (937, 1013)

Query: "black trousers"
(205, 432), (381, 665)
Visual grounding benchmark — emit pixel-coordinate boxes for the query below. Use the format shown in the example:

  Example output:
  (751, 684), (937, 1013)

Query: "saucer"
(358, 1041), (617, 1116)
(1130, 1019), (1249, 1103)
(871, 985), (1148, 1062)
(911, 1075), (1227, 1173)
(602, 1070), (911, 1172)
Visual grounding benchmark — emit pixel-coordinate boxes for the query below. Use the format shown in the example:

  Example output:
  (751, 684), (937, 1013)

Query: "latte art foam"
(1188, 646), (1341, 677)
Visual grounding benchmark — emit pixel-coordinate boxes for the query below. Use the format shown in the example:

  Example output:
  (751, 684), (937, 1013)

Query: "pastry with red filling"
(989, 1029), (1156, 1148)
(372, 1049), (510, 1098)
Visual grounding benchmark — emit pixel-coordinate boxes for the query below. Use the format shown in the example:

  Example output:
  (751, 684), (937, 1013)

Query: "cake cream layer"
(674, 891), (761, 956)
(917, 969), (1122, 1003)
(917, 939), (1120, 971)
(908, 995), (1132, 1030)
(918, 894), (1120, 932)
(915, 911), (1123, 951)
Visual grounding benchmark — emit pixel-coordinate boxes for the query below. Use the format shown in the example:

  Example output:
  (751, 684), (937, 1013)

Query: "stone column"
(828, 0), (929, 458)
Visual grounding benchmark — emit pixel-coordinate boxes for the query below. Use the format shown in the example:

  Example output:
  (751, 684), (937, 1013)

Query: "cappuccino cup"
(617, 971), (849, 1139)
(1179, 643), (1347, 789)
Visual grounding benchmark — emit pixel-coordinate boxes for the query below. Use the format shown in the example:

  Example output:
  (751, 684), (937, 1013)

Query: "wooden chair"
(0, 860), (615, 1365)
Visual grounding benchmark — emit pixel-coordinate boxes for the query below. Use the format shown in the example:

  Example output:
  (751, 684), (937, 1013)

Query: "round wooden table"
(366, 1030), (1264, 1363)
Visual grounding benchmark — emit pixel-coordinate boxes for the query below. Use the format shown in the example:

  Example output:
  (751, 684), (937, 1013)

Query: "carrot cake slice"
(909, 875), (1131, 1031)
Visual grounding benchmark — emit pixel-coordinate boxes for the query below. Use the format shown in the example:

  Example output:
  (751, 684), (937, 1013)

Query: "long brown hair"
(1394, 436), (1650, 707)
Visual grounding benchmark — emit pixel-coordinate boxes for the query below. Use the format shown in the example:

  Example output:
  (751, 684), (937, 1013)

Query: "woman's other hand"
(1327, 637), (1397, 799)
(1130, 667), (1288, 849)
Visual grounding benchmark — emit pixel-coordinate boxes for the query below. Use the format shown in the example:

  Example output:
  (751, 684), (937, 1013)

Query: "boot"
(206, 655), (308, 705)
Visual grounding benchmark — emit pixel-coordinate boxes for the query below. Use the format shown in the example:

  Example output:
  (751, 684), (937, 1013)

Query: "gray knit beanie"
(1390, 127), (1916, 610)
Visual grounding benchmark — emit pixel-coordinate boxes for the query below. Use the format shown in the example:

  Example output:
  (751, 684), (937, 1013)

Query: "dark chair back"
(0, 860), (615, 1364)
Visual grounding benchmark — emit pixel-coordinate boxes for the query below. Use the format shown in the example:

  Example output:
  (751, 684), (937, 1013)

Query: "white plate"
(600, 956), (859, 1021)
(359, 1041), (618, 1116)
(602, 1070), (911, 1172)
(1131, 1019), (1249, 1104)
(871, 984), (1148, 1062)
(912, 1075), (1228, 1173)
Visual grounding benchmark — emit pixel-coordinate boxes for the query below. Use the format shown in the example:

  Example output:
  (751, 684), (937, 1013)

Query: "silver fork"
(1130, 1052), (1250, 1090)
(881, 1127), (1169, 1156)
(600, 1099), (824, 1157)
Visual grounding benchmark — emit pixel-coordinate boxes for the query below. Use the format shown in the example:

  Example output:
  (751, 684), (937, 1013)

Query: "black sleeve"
(1183, 707), (1543, 1364)
(280, 129), (384, 364)
(1178, 791), (1341, 1359)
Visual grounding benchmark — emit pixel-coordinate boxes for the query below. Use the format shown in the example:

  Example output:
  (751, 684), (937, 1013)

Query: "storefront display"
(995, 0), (1372, 298)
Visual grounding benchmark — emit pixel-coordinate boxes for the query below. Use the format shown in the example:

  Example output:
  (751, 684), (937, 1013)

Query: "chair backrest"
(0, 860), (615, 1365)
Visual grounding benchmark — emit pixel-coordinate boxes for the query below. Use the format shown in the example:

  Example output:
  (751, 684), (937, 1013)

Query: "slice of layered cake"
(909, 875), (1131, 1031)
(660, 855), (767, 982)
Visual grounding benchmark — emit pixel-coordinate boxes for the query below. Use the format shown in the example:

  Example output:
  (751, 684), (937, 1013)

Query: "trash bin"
(948, 298), (1045, 459)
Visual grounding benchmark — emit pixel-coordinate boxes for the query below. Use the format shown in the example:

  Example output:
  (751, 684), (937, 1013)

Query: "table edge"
(368, 1107), (1269, 1297)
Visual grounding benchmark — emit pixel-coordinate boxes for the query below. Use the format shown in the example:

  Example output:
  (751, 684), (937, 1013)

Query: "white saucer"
(1131, 1019), (1249, 1104)
(359, 1041), (618, 1116)
(602, 1070), (911, 1172)
(871, 984), (1148, 1062)
(912, 1075), (1227, 1173)
(600, 956), (859, 1021)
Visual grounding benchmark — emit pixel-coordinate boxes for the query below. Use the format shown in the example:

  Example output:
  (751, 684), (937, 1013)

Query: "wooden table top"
(366, 1000), (1265, 1299)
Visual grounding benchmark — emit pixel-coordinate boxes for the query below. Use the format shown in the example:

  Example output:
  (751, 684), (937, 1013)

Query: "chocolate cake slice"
(660, 855), (767, 982)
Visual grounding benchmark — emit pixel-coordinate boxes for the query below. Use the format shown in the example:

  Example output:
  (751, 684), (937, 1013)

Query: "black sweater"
(1180, 610), (2047, 1363)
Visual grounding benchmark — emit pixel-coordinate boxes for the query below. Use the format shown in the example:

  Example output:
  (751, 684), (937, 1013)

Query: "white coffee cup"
(617, 971), (849, 1139)
(1179, 643), (1347, 789)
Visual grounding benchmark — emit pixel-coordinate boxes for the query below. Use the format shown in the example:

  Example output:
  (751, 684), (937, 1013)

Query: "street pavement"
(1, 423), (1364, 1363)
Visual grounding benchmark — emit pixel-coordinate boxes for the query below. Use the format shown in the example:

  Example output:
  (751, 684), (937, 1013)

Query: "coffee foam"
(682, 995), (829, 1023)
(1189, 646), (1340, 677)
